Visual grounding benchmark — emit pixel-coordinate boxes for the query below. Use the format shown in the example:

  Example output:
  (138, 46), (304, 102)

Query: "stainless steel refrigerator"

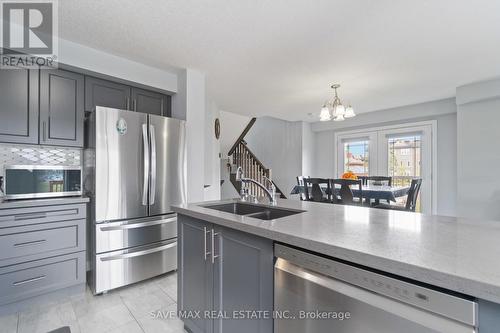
(84, 106), (186, 294)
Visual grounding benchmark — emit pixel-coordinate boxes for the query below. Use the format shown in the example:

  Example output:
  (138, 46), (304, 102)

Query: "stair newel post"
(235, 144), (238, 170)
(239, 143), (243, 170)
(257, 165), (264, 196)
(252, 161), (256, 197)
(243, 146), (247, 180)
(236, 143), (239, 169)
(250, 159), (253, 197)
(260, 165), (263, 198)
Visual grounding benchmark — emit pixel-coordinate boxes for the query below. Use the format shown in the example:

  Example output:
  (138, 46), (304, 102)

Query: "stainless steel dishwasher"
(274, 244), (478, 333)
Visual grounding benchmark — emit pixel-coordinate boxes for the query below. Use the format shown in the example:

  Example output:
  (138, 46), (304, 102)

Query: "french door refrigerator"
(84, 106), (187, 294)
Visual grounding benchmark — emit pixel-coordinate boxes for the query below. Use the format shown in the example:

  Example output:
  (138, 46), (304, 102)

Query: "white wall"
(457, 79), (500, 220)
(244, 117), (304, 198)
(301, 122), (315, 177)
(314, 130), (335, 178)
(219, 111), (251, 157)
(59, 39), (178, 92)
(311, 98), (458, 216)
(176, 69), (207, 203)
(204, 99), (221, 201)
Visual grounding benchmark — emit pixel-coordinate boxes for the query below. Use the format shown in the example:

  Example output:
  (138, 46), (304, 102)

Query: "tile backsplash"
(0, 144), (82, 170)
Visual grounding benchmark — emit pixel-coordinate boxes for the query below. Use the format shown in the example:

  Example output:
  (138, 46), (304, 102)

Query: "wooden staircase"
(227, 118), (287, 200)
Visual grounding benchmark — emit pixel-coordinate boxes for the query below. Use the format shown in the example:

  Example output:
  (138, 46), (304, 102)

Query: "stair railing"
(228, 118), (286, 199)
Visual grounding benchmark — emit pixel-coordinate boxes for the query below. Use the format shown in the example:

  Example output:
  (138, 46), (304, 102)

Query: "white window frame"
(337, 132), (377, 177)
(334, 120), (438, 215)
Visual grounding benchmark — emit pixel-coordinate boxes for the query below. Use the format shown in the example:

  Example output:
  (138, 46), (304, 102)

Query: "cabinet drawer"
(0, 204), (86, 228)
(0, 252), (85, 305)
(0, 219), (85, 267)
(94, 239), (177, 294)
(95, 214), (177, 253)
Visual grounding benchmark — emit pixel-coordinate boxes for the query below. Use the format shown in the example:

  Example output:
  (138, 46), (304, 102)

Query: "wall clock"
(214, 118), (220, 140)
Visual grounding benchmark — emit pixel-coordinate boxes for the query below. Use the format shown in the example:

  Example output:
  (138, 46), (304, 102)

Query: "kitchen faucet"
(235, 167), (277, 206)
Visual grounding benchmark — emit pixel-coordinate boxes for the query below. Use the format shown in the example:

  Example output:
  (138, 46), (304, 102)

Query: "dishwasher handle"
(276, 259), (476, 333)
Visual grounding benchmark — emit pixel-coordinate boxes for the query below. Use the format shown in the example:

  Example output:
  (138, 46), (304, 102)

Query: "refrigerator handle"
(149, 124), (157, 205)
(142, 124), (149, 206)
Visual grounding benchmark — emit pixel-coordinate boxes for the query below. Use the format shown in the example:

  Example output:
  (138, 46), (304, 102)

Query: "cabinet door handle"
(14, 212), (47, 221)
(211, 228), (220, 264)
(133, 99), (137, 111)
(13, 275), (46, 286)
(126, 97), (130, 110)
(42, 121), (47, 142)
(204, 226), (211, 261)
(14, 239), (47, 247)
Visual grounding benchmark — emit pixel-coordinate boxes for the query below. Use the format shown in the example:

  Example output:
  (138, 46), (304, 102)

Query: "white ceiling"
(59, 0), (500, 121)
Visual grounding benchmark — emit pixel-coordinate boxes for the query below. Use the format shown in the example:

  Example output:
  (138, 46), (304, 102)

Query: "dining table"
(290, 184), (410, 204)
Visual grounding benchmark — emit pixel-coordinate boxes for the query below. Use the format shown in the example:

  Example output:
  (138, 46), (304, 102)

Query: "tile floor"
(0, 271), (187, 333)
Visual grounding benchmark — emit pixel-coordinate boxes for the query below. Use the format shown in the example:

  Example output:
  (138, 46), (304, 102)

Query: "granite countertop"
(173, 198), (500, 304)
(0, 196), (90, 209)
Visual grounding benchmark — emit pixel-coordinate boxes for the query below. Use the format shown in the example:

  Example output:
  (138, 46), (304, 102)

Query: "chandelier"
(319, 84), (355, 121)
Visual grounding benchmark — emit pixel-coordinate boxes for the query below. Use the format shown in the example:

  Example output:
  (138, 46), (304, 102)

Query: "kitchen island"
(173, 199), (500, 333)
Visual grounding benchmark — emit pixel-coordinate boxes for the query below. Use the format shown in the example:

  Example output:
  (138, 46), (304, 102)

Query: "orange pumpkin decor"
(341, 171), (358, 180)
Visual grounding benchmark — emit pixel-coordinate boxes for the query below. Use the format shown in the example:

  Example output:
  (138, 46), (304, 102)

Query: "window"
(388, 135), (422, 210)
(344, 140), (369, 176)
(388, 135), (421, 182)
(335, 122), (435, 214)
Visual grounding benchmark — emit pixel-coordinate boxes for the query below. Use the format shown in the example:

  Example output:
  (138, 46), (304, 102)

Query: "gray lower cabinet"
(0, 219), (86, 267)
(0, 252), (85, 306)
(212, 225), (274, 333)
(85, 76), (131, 112)
(0, 202), (87, 306)
(0, 69), (39, 144)
(178, 215), (273, 333)
(178, 217), (214, 333)
(40, 69), (85, 147)
(131, 87), (170, 116)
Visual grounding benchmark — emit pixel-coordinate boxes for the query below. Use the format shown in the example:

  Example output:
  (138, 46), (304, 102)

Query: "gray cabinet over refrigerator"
(84, 106), (186, 294)
(131, 87), (171, 116)
(85, 76), (131, 112)
(85, 77), (171, 116)
(0, 66), (173, 148)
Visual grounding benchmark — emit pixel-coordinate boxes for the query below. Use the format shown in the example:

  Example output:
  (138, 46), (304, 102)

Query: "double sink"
(203, 202), (305, 220)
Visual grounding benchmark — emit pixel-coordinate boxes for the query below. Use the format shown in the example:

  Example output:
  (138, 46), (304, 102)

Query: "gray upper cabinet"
(0, 66), (172, 148)
(0, 69), (39, 144)
(213, 225), (274, 333)
(131, 87), (171, 116)
(85, 77), (131, 112)
(178, 215), (273, 333)
(40, 69), (84, 147)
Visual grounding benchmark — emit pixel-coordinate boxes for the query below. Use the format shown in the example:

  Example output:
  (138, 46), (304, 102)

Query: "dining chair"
(364, 176), (393, 205)
(296, 176), (309, 201)
(370, 176), (392, 186)
(359, 176), (392, 186)
(373, 178), (422, 212)
(330, 179), (363, 205)
(303, 178), (331, 203)
(358, 176), (368, 186)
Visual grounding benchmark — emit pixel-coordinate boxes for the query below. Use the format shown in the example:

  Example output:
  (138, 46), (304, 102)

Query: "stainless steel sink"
(202, 202), (305, 220)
